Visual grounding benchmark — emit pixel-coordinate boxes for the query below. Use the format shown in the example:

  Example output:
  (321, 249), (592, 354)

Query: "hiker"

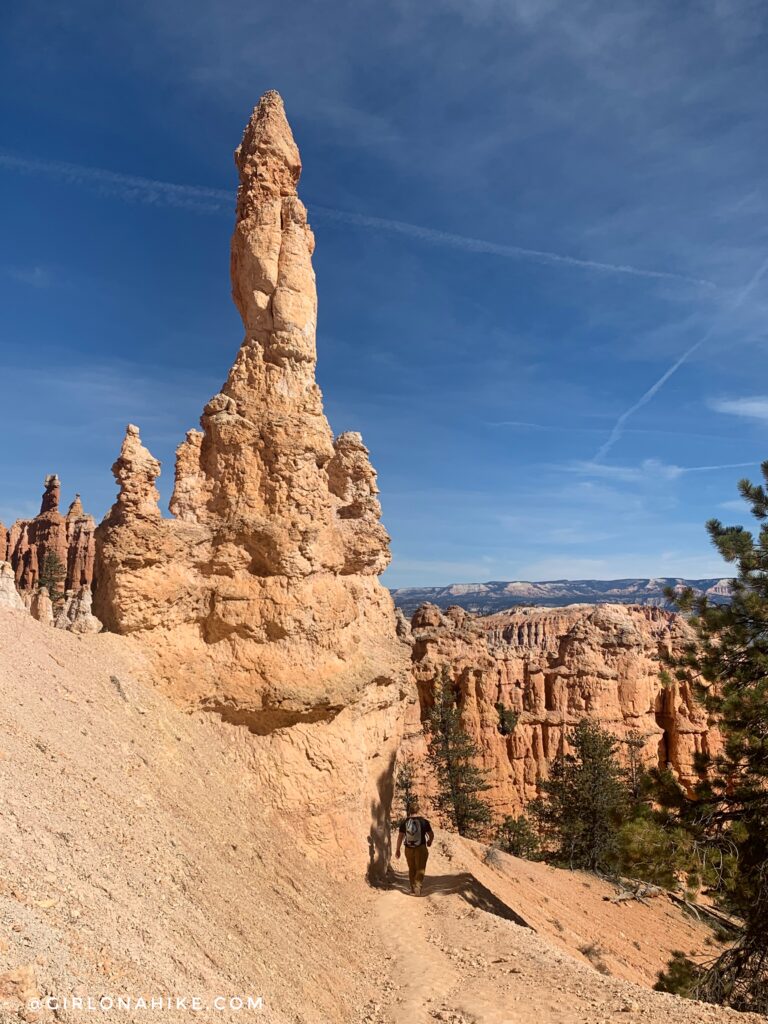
(395, 799), (434, 896)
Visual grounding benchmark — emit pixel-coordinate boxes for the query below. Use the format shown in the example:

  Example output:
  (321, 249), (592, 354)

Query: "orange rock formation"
(93, 93), (409, 849)
(403, 602), (718, 819)
(2, 476), (96, 593)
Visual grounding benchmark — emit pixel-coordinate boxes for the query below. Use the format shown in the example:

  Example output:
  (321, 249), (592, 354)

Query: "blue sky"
(2, 0), (768, 588)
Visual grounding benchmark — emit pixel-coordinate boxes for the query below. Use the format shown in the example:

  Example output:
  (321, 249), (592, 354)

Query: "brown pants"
(404, 844), (429, 894)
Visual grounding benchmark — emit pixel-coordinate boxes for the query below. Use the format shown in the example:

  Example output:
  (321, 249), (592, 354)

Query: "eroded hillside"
(1, 608), (764, 1024)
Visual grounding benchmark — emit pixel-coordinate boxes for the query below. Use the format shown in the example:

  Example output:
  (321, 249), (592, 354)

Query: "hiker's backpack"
(404, 816), (422, 847)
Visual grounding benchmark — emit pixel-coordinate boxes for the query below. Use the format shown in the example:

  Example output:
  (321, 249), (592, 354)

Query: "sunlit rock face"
(93, 94), (410, 842)
(402, 602), (719, 818)
(0, 562), (25, 611)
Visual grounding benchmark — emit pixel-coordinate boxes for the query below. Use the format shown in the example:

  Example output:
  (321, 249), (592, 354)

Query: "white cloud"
(720, 498), (749, 512)
(5, 265), (52, 288)
(0, 501), (37, 525)
(0, 153), (231, 213)
(710, 396), (768, 422)
(382, 555), (498, 588)
(313, 205), (717, 287)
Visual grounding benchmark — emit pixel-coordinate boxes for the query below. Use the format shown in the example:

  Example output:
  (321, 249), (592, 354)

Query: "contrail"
(680, 461), (756, 473)
(571, 458), (756, 482)
(0, 151), (719, 288)
(311, 205), (718, 288)
(593, 253), (768, 462)
(0, 153), (231, 212)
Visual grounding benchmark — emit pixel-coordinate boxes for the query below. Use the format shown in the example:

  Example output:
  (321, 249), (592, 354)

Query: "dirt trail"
(374, 850), (764, 1024)
(376, 869), (592, 1024)
(376, 884), (455, 1022)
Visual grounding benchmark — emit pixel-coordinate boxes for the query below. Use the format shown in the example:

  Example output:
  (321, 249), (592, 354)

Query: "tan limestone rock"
(0, 561), (25, 611)
(1, 536), (99, 633)
(30, 586), (54, 626)
(404, 602), (720, 820)
(168, 429), (206, 522)
(55, 586), (102, 634)
(65, 493), (97, 589)
(0, 964), (39, 1007)
(105, 425), (162, 522)
(93, 91), (409, 841)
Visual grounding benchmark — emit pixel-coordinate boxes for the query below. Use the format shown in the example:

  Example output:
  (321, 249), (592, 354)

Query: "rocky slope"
(0, 608), (386, 1024)
(2, 608), (763, 1024)
(401, 602), (718, 818)
(391, 578), (733, 615)
(92, 92), (409, 846)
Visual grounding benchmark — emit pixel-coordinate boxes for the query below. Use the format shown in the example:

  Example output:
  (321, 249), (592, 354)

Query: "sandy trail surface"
(372, 847), (765, 1024)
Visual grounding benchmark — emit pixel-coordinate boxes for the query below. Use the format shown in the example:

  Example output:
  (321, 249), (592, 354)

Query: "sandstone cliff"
(402, 602), (718, 819)
(3, 476), (96, 594)
(93, 92), (409, 849)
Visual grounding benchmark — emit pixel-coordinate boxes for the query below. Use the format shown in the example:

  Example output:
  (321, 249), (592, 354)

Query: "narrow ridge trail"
(375, 870), (585, 1024)
(373, 851), (765, 1024)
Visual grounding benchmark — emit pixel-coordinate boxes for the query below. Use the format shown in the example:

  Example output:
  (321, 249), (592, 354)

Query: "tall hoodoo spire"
(104, 425), (161, 523)
(67, 494), (84, 518)
(40, 474), (60, 515)
(95, 94), (409, 845)
(235, 91), (302, 204)
(4, 475), (96, 596)
(229, 90), (315, 365)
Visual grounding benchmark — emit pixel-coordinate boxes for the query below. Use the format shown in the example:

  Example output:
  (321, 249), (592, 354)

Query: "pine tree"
(530, 719), (628, 872)
(662, 464), (768, 1013)
(495, 814), (541, 859)
(623, 729), (649, 804)
(425, 667), (492, 837)
(615, 814), (694, 891)
(614, 731), (695, 889)
(37, 550), (66, 603)
(394, 758), (418, 820)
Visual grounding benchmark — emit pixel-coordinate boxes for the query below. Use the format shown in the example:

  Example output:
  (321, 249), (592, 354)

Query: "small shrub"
(495, 815), (541, 859)
(579, 942), (611, 975)
(655, 951), (701, 998)
(494, 702), (518, 736)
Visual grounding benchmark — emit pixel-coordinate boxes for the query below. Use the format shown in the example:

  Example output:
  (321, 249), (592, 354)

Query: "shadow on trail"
(375, 866), (533, 929)
(367, 751), (397, 886)
(364, 752), (531, 929)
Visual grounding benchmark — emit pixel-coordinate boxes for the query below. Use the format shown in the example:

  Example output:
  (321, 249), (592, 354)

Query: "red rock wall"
(4, 477), (96, 594)
(402, 602), (719, 821)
